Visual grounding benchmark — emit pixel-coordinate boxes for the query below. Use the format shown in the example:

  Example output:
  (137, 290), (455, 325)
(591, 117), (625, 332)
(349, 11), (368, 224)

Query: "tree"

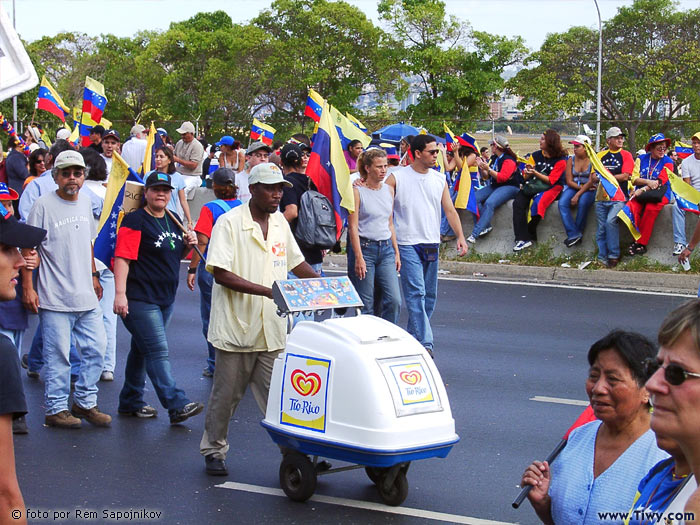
(507, 0), (700, 151)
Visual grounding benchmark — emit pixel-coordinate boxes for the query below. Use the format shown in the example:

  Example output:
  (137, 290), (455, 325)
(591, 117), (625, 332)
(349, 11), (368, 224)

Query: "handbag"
(635, 182), (668, 204)
(413, 243), (439, 262)
(522, 177), (552, 198)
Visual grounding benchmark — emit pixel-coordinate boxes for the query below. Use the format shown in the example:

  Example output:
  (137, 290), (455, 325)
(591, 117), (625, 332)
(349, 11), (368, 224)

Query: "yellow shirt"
(206, 202), (305, 352)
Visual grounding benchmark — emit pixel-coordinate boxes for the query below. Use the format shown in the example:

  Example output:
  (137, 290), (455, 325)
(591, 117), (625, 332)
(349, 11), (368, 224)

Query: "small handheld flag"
(36, 76), (69, 122)
(79, 77), (107, 147)
(304, 88), (325, 122)
(250, 118), (276, 146)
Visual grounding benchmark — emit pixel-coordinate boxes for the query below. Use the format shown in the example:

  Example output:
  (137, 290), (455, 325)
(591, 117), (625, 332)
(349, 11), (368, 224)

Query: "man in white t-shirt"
(673, 132), (700, 255)
(100, 129), (120, 176)
(385, 135), (468, 356)
(120, 124), (148, 171)
(235, 141), (272, 204)
(172, 121), (205, 199)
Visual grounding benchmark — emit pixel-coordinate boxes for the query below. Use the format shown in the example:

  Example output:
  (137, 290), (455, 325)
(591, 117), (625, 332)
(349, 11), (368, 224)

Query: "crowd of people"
(3, 119), (700, 522)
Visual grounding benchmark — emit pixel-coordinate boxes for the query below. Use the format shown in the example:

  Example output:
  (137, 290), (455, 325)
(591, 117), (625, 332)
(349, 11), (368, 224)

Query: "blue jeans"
(440, 175), (458, 237)
(99, 268), (118, 373)
(27, 320), (81, 376)
(347, 239), (401, 324)
(672, 202), (687, 245)
(119, 301), (190, 414)
(595, 200), (625, 260)
(559, 187), (596, 239)
(197, 261), (217, 374)
(472, 184), (519, 237)
(39, 308), (106, 415)
(398, 244), (438, 350)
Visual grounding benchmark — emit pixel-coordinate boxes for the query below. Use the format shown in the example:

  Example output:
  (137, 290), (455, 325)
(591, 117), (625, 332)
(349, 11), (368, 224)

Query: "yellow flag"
(98, 152), (131, 232)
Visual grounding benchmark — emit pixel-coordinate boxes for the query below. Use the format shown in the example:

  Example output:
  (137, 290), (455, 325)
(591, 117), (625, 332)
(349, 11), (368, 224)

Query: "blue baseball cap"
(145, 171), (174, 189)
(215, 135), (235, 147)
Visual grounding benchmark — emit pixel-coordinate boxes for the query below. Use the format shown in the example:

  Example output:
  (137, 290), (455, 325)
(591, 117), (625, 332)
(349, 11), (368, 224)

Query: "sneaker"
(27, 369), (39, 379)
(71, 404), (112, 427)
(673, 243), (686, 256)
(12, 415), (28, 435)
(205, 455), (228, 476)
(478, 226), (493, 237)
(20, 354), (28, 369)
(202, 368), (214, 378)
(169, 402), (204, 425)
(118, 405), (158, 418)
(513, 240), (533, 252)
(45, 410), (81, 429)
(466, 234), (476, 244)
(564, 235), (583, 248)
(100, 371), (114, 382)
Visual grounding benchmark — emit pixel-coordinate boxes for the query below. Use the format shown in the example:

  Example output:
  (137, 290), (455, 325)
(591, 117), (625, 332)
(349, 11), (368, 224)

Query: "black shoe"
(205, 455), (228, 476)
(202, 368), (213, 378)
(12, 416), (28, 435)
(20, 354), (28, 369)
(169, 402), (204, 424)
(424, 346), (434, 359)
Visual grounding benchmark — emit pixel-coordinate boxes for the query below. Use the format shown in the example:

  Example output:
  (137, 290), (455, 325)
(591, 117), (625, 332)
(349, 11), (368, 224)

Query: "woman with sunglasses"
(646, 300), (700, 519)
(521, 330), (667, 524)
(558, 135), (596, 248)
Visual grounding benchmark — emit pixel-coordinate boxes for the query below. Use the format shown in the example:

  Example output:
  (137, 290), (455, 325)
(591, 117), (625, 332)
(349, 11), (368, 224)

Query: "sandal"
(628, 243), (647, 256)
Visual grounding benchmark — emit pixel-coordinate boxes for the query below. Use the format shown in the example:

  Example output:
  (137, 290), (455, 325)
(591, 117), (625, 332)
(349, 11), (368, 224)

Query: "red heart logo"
(291, 369), (321, 397)
(399, 370), (421, 385)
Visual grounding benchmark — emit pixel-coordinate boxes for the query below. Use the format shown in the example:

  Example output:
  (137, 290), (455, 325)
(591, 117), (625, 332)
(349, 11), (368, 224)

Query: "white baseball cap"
(248, 162), (292, 187)
(54, 150), (86, 169)
(176, 121), (196, 134)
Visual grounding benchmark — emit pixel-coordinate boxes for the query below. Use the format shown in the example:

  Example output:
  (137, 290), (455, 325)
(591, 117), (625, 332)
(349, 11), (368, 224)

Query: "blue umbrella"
(373, 122), (420, 142)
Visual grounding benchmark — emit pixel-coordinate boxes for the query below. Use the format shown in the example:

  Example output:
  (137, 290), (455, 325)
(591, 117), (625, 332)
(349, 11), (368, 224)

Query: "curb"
(323, 254), (698, 296)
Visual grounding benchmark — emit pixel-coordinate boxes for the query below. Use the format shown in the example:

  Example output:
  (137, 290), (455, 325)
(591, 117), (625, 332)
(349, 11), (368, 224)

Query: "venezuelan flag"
(676, 141), (693, 160)
(454, 162), (479, 217)
(142, 122), (165, 175)
(617, 204), (641, 241)
(36, 76), (69, 122)
(80, 77), (107, 147)
(328, 105), (371, 149)
(250, 118), (276, 146)
(345, 112), (367, 133)
(443, 122), (458, 150)
(668, 169), (700, 214)
(306, 102), (354, 239)
(584, 142), (625, 201)
(305, 88), (324, 122)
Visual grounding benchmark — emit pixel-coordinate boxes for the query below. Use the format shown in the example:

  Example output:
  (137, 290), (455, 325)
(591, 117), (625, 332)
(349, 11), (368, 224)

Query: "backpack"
(295, 189), (337, 250)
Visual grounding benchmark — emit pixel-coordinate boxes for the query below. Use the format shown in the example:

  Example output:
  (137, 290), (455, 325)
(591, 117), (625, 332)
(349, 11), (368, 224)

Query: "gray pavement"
(14, 266), (690, 524)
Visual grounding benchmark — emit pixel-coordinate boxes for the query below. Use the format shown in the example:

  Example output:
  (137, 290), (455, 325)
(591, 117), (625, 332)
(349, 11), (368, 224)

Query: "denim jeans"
(347, 239), (401, 324)
(119, 300), (190, 414)
(558, 187), (596, 239)
(39, 307), (106, 415)
(197, 260), (217, 374)
(595, 200), (625, 260)
(99, 268), (118, 373)
(440, 175), (458, 236)
(672, 202), (687, 245)
(27, 320), (81, 376)
(472, 184), (519, 237)
(398, 244), (438, 350)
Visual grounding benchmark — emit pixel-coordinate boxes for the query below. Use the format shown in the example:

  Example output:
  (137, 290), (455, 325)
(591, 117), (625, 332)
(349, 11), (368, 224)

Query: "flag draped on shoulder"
(36, 76), (69, 122)
(80, 77), (107, 147)
(94, 152), (144, 268)
(584, 142), (625, 201)
(305, 102), (353, 239)
(305, 88), (324, 122)
(142, 122), (164, 175)
(250, 118), (276, 146)
(454, 162), (479, 216)
(668, 168), (700, 215)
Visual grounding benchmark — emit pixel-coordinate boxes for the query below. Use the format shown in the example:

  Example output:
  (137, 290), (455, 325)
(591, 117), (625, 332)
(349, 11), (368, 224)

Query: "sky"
(2, 0), (699, 51)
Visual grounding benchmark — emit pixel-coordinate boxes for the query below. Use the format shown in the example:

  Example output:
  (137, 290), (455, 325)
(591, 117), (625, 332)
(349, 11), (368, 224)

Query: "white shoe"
(673, 243), (686, 256)
(100, 371), (114, 382)
(479, 226), (493, 237)
(513, 240), (532, 252)
(466, 235), (476, 243)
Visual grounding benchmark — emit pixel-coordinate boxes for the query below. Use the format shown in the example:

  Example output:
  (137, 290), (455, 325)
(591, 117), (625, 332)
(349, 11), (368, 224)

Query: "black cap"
(212, 167), (236, 186)
(0, 204), (46, 249)
(145, 171), (174, 189)
(90, 125), (105, 136)
(280, 143), (303, 164)
(102, 129), (120, 141)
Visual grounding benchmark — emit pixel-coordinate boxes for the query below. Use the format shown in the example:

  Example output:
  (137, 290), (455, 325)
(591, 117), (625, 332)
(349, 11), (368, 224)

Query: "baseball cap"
(56, 128), (71, 141)
(156, 128), (168, 137)
(130, 124), (146, 136)
(90, 125), (105, 136)
(102, 129), (120, 142)
(0, 202), (46, 249)
(246, 141), (272, 155)
(248, 162), (292, 187)
(145, 171), (174, 189)
(54, 150), (86, 169)
(606, 127), (625, 139)
(176, 121), (196, 134)
(691, 132), (700, 142)
(212, 167), (236, 186)
(569, 134), (592, 146)
(489, 135), (509, 149)
(280, 143), (303, 163)
(0, 183), (19, 201)
(215, 135), (235, 147)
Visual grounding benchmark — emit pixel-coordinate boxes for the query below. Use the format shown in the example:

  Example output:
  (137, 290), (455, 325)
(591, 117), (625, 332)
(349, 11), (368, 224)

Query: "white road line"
(530, 396), (588, 407)
(216, 481), (517, 525)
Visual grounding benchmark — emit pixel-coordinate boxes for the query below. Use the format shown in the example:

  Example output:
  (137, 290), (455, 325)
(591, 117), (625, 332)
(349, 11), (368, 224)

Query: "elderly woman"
(646, 300), (700, 519)
(521, 330), (668, 524)
(626, 133), (675, 256)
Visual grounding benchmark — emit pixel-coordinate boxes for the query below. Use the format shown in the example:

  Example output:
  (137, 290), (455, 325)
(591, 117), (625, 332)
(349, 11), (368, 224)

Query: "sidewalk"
(323, 254), (699, 296)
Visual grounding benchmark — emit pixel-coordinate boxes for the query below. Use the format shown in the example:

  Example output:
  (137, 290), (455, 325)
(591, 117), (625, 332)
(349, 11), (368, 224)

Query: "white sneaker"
(466, 235), (476, 243)
(479, 226), (493, 237)
(100, 371), (114, 382)
(513, 240), (533, 252)
(673, 243), (686, 255)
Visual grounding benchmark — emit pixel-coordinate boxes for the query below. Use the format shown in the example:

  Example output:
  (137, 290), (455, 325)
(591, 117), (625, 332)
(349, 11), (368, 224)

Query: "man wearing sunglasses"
(385, 134), (468, 357)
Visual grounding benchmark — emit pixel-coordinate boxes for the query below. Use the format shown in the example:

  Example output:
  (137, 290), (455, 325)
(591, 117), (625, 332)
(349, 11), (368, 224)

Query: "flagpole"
(164, 208), (205, 261)
(594, 0), (602, 150)
(511, 439), (567, 509)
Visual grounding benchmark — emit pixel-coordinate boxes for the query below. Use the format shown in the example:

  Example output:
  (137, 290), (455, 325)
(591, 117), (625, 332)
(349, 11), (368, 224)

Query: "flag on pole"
(304, 88), (324, 122)
(79, 77), (107, 147)
(36, 76), (69, 122)
(617, 204), (642, 241)
(583, 142), (625, 201)
(328, 105), (371, 149)
(142, 122), (165, 175)
(250, 118), (276, 146)
(306, 102), (354, 239)
(94, 152), (144, 268)
(443, 122), (458, 150)
(668, 169), (700, 214)
(345, 111), (367, 133)
(676, 141), (693, 160)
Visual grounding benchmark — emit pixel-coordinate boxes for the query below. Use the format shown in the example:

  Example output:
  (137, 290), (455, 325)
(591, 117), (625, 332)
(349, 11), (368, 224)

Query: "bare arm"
(0, 414), (27, 525)
(441, 184), (468, 256)
(388, 185), (401, 272)
(347, 188), (365, 279)
(187, 232), (209, 291)
(291, 261), (320, 279)
(172, 155), (198, 171)
(19, 252), (38, 313)
(178, 189), (192, 226)
(213, 266), (275, 299)
(113, 257), (130, 317)
(283, 204), (298, 223)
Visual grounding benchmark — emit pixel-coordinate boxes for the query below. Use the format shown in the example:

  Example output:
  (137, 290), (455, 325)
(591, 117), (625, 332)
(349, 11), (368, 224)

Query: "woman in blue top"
(558, 135), (596, 247)
(521, 331), (667, 524)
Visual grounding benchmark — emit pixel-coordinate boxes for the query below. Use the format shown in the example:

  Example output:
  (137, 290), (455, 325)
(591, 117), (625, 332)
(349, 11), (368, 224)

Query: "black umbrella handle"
(512, 439), (567, 509)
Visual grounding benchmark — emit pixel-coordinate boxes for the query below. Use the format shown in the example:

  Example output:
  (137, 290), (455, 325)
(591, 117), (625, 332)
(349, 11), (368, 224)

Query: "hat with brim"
(215, 135), (235, 147)
(0, 183), (19, 201)
(0, 204), (46, 248)
(457, 133), (479, 154)
(54, 150), (86, 169)
(248, 162), (292, 187)
(212, 167), (237, 186)
(176, 121), (196, 134)
(645, 133), (672, 152)
(569, 134), (592, 146)
(489, 135), (509, 149)
(692, 132), (700, 142)
(145, 171), (174, 190)
(246, 141), (273, 155)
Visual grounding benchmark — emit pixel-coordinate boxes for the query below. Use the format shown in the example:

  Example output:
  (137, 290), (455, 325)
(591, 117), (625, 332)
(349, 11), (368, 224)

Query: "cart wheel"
(377, 471), (408, 506)
(279, 452), (317, 502)
(365, 467), (384, 485)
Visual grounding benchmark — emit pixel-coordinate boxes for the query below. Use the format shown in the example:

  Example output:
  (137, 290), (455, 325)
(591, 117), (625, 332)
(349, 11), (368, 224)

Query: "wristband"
(92, 271), (100, 278)
(187, 267), (197, 275)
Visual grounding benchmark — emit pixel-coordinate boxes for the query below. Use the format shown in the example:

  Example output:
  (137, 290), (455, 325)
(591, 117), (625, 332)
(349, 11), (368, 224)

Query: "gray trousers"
(199, 348), (281, 460)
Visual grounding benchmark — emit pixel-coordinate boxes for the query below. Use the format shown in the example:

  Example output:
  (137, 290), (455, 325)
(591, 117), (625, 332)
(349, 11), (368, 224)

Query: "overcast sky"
(2, 0), (699, 51)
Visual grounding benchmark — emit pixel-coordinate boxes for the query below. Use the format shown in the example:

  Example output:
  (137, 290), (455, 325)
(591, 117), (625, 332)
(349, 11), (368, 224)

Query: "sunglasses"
(425, 149), (440, 155)
(643, 357), (700, 386)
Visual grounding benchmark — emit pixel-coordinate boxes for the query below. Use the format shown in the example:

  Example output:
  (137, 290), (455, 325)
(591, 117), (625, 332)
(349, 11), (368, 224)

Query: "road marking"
(217, 481), (517, 525)
(530, 396), (588, 407)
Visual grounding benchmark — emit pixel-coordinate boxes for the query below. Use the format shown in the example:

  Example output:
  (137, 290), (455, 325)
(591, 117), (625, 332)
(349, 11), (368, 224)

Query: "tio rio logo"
(291, 369), (321, 397)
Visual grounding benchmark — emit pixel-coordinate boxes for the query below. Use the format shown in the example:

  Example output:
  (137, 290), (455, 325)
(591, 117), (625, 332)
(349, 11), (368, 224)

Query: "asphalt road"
(14, 269), (690, 525)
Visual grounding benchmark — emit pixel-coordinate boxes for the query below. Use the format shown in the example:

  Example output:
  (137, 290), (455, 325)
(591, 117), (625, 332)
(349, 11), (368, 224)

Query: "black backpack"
(294, 184), (337, 250)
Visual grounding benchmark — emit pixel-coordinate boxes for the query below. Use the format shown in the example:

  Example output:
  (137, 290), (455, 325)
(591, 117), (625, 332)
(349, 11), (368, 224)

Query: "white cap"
(54, 150), (86, 169)
(569, 134), (591, 146)
(176, 121), (195, 134)
(248, 162), (292, 187)
(56, 128), (71, 141)
(130, 124), (146, 136)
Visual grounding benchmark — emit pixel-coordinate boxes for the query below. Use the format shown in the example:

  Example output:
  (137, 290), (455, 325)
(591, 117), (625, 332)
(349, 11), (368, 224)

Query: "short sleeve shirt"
(174, 139), (205, 177)
(114, 208), (185, 306)
(280, 172), (323, 265)
(0, 334), (27, 419)
(206, 202), (305, 352)
(681, 155), (700, 190)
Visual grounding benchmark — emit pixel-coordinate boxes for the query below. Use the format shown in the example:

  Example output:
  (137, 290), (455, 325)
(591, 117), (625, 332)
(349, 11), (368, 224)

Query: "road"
(14, 269), (690, 524)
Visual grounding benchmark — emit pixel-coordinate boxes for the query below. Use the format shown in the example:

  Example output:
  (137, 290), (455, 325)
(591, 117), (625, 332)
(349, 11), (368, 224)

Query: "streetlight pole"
(594, 0), (602, 150)
(12, 0), (17, 129)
